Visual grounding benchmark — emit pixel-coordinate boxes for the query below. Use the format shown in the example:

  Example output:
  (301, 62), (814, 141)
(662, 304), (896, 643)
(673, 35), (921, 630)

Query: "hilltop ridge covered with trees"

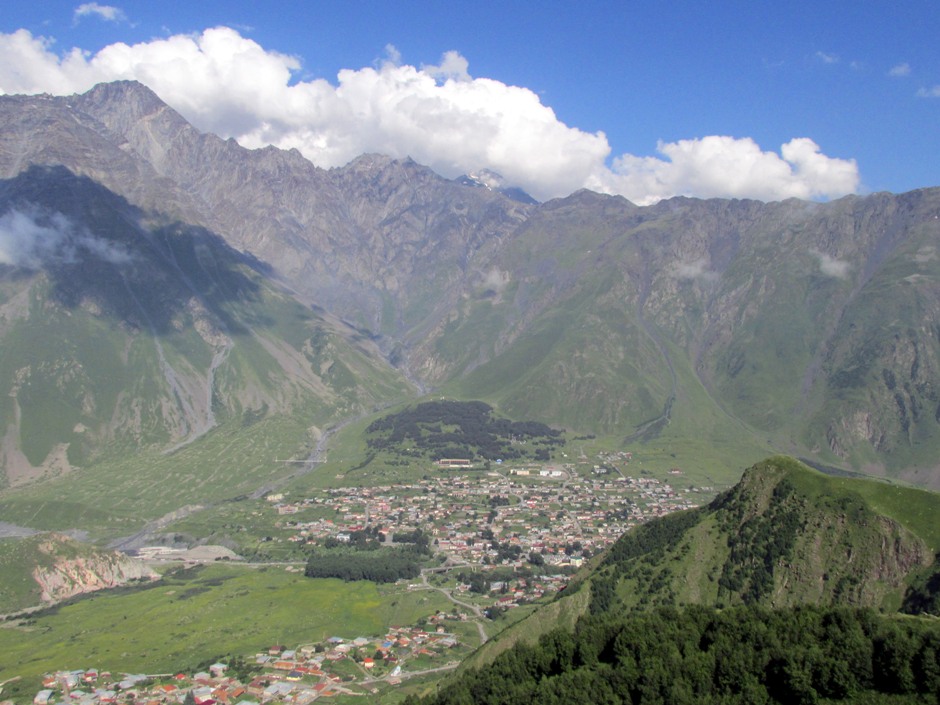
(365, 400), (564, 463)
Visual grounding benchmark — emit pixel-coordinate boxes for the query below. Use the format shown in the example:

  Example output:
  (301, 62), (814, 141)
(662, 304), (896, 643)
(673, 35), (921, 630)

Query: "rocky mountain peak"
(456, 168), (539, 204)
(72, 80), (188, 142)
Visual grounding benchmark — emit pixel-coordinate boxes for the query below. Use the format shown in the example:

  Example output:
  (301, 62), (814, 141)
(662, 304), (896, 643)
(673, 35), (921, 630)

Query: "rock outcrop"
(30, 534), (158, 604)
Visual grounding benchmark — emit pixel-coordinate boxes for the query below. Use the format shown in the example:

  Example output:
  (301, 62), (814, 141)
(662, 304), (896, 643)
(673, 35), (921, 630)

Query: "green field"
(0, 563), (453, 702)
(0, 411), (326, 541)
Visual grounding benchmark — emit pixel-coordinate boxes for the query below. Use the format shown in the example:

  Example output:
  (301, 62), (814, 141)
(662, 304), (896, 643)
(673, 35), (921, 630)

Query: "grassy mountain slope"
(426, 190), (940, 485)
(596, 457), (935, 612)
(469, 457), (940, 668)
(0, 165), (411, 536)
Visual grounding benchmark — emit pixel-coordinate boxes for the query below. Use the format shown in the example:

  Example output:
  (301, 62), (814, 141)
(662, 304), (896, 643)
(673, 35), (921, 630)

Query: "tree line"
(411, 604), (940, 705)
(304, 545), (428, 584)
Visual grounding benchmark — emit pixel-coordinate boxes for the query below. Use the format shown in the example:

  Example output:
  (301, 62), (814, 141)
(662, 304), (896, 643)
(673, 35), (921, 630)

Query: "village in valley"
(23, 451), (711, 705)
(274, 453), (705, 578)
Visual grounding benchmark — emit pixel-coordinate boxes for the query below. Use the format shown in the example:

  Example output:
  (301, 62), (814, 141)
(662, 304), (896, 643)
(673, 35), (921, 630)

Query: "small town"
(24, 457), (710, 705)
(273, 455), (706, 575)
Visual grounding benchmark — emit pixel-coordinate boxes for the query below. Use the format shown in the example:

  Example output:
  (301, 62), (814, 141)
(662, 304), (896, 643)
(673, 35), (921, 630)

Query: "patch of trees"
(903, 554), (940, 617)
(491, 541), (523, 563)
(322, 525), (383, 550)
(364, 400), (564, 462)
(392, 528), (431, 551)
(717, 479), (803, 604)
(304, 542), (429, 584)
(456, 566), (531, 595)
(601, 506), (702, 570)
(457, 571), (489, 595)
(410, 605), (940, 705)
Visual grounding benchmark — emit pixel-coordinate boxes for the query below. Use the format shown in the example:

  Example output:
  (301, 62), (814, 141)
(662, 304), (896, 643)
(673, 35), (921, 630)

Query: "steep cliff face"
(31, 534), (158, 603)
(0, 533), (157, 612)
(68, 83), (531, 337)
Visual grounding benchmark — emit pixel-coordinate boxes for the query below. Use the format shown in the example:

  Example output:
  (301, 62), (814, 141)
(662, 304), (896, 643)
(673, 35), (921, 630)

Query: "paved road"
(417, 571), (489, 645)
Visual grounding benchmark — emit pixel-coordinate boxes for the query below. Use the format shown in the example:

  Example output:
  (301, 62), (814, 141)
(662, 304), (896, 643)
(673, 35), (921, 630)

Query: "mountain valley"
(1, 81), (939, 704)
(3, 81), (939, 497)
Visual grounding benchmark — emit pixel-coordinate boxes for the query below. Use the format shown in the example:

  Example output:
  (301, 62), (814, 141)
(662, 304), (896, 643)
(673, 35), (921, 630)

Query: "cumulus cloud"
(810, 250), (851, 279)
(888, 62), (911, 77)
(0, 26), (861, 204)
(815, 51), (839, 65)
(421, 50), (471, 83)
(74, 3), (127, 23)
(0, 207), (132, 268)
(598, 136), (858, 205)
(917, 85), (940, 98)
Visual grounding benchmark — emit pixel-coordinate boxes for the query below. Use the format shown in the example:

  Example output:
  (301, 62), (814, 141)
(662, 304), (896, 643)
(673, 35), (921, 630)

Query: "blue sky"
(1, 1), (937, 203)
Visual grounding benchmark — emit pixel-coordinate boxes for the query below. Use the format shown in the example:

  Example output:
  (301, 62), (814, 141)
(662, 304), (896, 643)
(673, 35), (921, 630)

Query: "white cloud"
(74, 3), (127, 23)
(421, 50), (471, 83)
(0, 208), (71, 268)
(0, 27), (861, 205)
(888, 62), (911, 77)
(810, 250), (851, 279)
(815, 51), (839, 65)
(597, 136), (858, 205)
(916, 85), (940, 98)
(0, 207), (132, 268)
(674, 258), (718, 282)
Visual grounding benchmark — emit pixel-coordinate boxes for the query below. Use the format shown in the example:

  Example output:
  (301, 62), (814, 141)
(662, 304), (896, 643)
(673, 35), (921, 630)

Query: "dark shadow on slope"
(796, 457), (868, 479)
(0, 165), (273, 334)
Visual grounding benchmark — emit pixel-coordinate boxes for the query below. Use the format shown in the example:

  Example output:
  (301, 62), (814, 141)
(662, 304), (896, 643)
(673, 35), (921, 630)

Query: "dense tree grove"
(304, 543), (428, 584)
(412, 605), (940, 705)
(716, 479), (803, 604)
(903, 556), (940, 617)
(364, 400), (563, 462)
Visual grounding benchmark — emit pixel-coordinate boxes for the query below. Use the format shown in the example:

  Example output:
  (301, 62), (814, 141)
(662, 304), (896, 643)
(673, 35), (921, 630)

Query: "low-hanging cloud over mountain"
(0, 207), (132, 269)
(0, 26), (860, 205)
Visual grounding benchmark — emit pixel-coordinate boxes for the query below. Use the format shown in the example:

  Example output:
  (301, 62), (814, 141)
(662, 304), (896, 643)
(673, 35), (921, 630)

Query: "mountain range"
(1, 80), (939, 502)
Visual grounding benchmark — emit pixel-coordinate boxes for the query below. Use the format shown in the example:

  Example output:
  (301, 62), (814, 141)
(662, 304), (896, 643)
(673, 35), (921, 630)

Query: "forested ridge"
(365, 400), (564, 462)
(414, 605), (940, 705)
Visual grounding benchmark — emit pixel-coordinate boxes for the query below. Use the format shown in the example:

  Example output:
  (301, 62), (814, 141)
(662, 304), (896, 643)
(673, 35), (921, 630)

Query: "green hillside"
(0, 167), (412, 537)
(592, 457), (936, 613)
(466, 457), (940, 670)
(419, 605), (940, 705)
(426, 457), (940, 705)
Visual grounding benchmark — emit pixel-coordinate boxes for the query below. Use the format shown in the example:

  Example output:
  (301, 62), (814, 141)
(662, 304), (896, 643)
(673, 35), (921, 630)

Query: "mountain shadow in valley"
(0, 165), (271, 336)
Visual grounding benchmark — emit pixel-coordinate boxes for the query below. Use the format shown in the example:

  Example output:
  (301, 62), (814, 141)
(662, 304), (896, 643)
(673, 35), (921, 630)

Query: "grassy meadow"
(0, 562), (452, 702)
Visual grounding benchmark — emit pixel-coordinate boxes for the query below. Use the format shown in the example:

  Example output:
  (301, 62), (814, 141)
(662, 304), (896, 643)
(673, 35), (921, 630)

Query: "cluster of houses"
(266, 460), (703, 609)
(32, 625), (467, 705)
